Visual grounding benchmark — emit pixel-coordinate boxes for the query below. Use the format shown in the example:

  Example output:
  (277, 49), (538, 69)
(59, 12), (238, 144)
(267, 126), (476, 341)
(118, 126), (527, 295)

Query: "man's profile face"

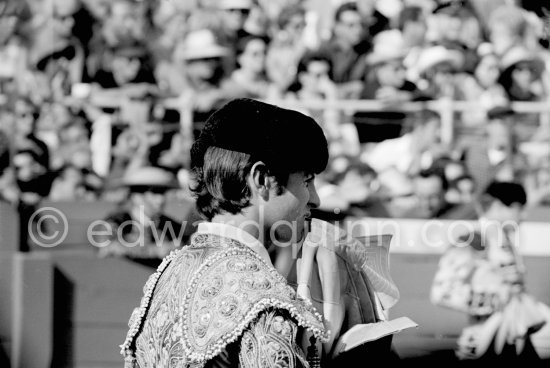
(264, 171), (319, 245)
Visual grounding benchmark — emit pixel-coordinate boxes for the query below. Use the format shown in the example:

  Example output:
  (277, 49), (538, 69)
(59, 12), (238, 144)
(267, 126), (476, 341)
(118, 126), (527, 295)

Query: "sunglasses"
(129, 185), (169, 194)
(226, 8), (250, 15)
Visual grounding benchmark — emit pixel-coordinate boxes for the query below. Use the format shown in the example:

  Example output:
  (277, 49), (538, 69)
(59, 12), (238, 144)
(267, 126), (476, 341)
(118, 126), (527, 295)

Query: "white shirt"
(196, 222), (273, 267)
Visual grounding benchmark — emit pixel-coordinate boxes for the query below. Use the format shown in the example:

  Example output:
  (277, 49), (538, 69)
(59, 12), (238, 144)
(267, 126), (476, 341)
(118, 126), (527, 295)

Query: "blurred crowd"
(1, 0), (550, 227)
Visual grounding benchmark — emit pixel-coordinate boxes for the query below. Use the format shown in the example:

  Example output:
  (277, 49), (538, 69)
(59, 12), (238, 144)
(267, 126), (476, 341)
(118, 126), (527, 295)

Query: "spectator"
(400, 161), (475, 220)
(13, 98), (50, 170)
(148, 1), (189, 95)
(284, 50), (351, 148)
(49, 164), (103, 201)
(488, 4), (531, 57)
(106, 122), (158, 189)
(96, 166), (187, 264)
(149, 0), (188, 59)
(32, 0), (87, 99)
(217, 0), (255, 54)
(52, 116), (91, 171)
(288, 50), (337, 101)
(221, 35), (271, 99)
(91, 43), (157, 90)
(318, 2), (369, 98)
(90, 0), (145, 49)
(406, 167), (452, 219)
(354, 30), (422, 143)
(176, 29), (231, 118)
(86, 0), (147, 79)
(265, 3), (308, 94)
(498, 47), (546, 102)
(428, 0), (481, 73)
(399, 6), (429, 82)
(219, 0), (253, 35)
(431, 181), (543, 362)
(460, 47), (509, 126)
(399, 5), (427, 50)
(464, 106), (529, 195)
(12, 147), (54, 202)
(415, 45), (465, 99)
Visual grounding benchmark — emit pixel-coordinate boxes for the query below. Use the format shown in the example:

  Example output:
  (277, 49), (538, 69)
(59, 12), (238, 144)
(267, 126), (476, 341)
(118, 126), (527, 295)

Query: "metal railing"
(5, 93), (550, 169)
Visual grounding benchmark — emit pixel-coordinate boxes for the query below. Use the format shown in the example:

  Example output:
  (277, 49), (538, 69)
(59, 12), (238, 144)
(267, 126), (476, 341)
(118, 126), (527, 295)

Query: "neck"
(211, 210), (261, 239)
(210, 210), (297, 277)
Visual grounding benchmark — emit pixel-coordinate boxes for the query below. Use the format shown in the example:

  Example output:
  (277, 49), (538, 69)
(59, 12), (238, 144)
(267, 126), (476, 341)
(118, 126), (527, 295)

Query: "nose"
(308, 181), (320, 209)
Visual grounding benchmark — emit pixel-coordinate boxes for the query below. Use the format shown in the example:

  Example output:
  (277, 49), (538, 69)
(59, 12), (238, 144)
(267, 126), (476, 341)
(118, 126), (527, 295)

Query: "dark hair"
(190, 98), (328, 220)
(191, 147), (288, 220)
(480, 181), (527, 211)
(334, 2), (358, 22)
(277, 4), (306, 30)
(235, 35), (268, 60)
(288, 50), (333, 92)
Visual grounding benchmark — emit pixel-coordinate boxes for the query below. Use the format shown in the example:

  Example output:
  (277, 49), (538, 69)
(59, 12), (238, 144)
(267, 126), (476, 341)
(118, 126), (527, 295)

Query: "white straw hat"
(180, 29), (229, 61)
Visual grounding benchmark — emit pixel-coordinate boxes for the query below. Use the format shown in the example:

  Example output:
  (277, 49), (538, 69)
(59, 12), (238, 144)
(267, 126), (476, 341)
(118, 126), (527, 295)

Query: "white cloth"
(197, 222), (273, 267)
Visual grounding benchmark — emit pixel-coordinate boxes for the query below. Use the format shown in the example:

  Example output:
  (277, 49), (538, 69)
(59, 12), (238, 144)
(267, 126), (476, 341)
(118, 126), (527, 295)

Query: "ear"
(250, 161), (271, 199)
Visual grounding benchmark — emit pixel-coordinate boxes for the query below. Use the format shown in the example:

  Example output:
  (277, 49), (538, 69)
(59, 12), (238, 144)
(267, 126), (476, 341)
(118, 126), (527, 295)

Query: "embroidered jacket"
(120, 229), (328, 368)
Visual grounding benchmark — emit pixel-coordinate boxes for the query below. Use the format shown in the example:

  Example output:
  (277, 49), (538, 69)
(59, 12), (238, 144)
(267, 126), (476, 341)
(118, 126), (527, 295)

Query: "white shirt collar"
(197, 222), (273, 267)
